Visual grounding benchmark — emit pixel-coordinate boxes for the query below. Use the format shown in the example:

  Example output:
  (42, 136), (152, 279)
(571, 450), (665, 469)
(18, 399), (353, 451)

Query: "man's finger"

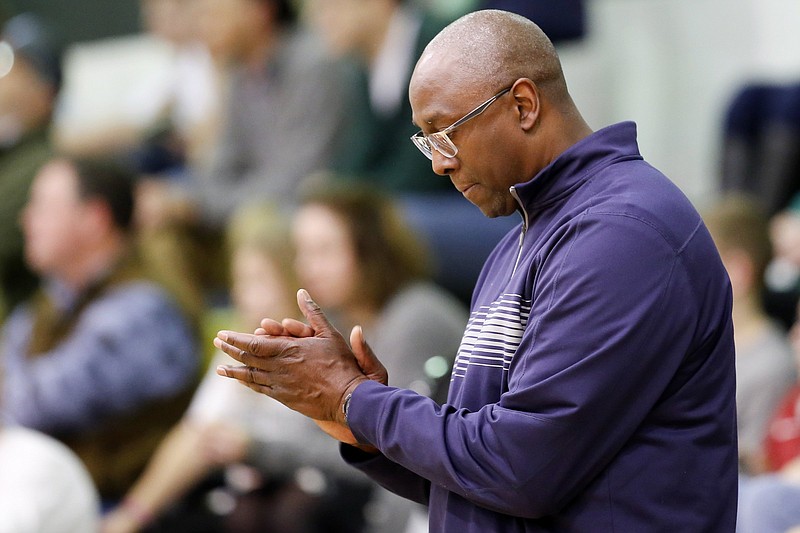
(214, 333), (285, 362)
(296, 289), (336, 337)
(216, 364), (267, 387)
(282, 317), (314, 338)
(257, 318), (285, 336)
(216, 365), (275, 396)
(350, 325), (388, 385)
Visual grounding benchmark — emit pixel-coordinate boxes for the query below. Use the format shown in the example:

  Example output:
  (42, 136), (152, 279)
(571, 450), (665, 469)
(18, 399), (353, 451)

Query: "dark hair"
(68, 157), (136, 231)
(264, 0), (296, 26)
(298, 183), (430, 310)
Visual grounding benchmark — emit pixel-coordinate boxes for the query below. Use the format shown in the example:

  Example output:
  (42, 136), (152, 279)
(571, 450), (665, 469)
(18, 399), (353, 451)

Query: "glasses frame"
(411, 86), (512, 160)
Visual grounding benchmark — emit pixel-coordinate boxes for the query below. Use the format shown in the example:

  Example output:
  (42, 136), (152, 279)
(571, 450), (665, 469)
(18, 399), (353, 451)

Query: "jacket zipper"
(509, 186), (528, 276)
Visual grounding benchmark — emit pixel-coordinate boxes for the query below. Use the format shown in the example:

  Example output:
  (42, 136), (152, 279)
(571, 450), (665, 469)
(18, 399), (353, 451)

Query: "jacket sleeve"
(345, 212), (724, 519)
(341, 434), (432, 506)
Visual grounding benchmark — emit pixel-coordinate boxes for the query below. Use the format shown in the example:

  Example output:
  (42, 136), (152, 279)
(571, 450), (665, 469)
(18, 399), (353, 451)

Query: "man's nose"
(431, 150), (458, 176)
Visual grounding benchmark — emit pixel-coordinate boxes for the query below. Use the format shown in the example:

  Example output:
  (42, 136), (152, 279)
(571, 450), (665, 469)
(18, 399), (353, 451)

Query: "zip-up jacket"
(343, 122), (738, 532)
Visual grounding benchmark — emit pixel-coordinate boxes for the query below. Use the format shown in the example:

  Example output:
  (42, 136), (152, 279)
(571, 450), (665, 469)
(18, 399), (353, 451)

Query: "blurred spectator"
(0, 424), (100, 533)
(133, 0), (355, 302)
(171, 0), (353, 230)
(102, 203), (372, 533)
(291, 182), (468, 533)
(737, 302), (800, 533)
(764, 316), (800, 473)
(306, 0), (454, 193)
(737, 468), (800, 533)
(705, 194), (797, 475)
(52, 0), (220, 176)
(764, 196), (800, 329)
(0, 156), (199, 502)
(0, 12), (62, 319)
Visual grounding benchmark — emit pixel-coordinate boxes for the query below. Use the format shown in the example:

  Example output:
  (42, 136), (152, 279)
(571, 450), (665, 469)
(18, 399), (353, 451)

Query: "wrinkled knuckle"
(283, 341), (304, 362)
(247, 337), (262, 356)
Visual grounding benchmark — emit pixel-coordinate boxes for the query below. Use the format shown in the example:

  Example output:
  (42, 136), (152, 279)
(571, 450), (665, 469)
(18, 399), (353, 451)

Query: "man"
(308, 0), (453, 193)
(214, 9), (738, 531)
(0, 156), (199, 501)
(186, 0), (352, 228)
(308, 0), (518, 306)
(0, 12), (61, 318)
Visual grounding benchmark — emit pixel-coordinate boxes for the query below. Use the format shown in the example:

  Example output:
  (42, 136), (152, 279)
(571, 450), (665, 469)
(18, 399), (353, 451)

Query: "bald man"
(213, 10), (738, 532)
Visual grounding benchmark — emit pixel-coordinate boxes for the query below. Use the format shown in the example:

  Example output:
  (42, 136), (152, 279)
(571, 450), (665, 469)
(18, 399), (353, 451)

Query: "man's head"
(0, 13), (62, 144)
(21, 157), (135, 285)
(409, 9), (589, 218)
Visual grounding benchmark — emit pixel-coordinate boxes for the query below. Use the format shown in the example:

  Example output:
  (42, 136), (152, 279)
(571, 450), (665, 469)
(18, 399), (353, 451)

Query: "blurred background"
(3, 1), (800, 532)
(2, 0), (800, 207)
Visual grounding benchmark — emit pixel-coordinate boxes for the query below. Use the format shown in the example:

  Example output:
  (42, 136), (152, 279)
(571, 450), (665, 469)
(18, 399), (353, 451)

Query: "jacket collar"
(511, 121), (642, 219)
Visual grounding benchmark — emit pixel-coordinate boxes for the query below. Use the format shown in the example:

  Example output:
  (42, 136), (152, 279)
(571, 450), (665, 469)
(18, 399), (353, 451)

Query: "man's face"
(21, 161), (89, 277)
(409, 55), (523, 218)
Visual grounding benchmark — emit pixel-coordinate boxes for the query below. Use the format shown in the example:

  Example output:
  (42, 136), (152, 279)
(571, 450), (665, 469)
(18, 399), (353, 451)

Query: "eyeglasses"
(410, 86), (512, 160)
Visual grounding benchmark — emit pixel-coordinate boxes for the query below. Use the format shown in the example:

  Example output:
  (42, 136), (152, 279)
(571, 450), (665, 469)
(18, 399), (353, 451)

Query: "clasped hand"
(214, 289), (388, 446)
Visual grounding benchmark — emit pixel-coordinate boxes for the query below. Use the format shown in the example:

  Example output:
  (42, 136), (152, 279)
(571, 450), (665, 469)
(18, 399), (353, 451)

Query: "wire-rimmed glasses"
(410, 87), (512, 160)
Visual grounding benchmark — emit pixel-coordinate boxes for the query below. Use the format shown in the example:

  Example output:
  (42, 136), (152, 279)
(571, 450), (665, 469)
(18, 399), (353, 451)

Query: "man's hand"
(312, 325), (381, 451)
(215, 289), (388, 444)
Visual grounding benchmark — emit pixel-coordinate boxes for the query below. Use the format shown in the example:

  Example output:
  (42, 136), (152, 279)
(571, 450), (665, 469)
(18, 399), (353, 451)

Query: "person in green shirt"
(308, 0), (457, 194)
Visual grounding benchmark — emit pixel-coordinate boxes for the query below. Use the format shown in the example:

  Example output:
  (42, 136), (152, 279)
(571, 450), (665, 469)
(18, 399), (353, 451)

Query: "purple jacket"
(344, 122), (738, 532)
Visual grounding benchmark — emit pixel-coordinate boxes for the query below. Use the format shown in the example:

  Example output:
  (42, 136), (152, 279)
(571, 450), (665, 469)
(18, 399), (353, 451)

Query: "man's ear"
(511, 78), (540, 131)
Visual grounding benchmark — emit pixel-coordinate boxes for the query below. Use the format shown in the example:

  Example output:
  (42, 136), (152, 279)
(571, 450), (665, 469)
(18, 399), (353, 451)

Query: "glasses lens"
(429, 133), (457, 158)
(411, 131), (458, 160)
(411, 133), (433, 160)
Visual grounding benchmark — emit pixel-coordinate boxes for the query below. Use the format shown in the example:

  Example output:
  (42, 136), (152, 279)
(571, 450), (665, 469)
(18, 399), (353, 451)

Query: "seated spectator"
(135, 0), (355, 302)
(306, 0), (455, 193)
(764, 328), (800, 474)
(0, 12), (62, 318)
(737, 301), (800, 533)
(0, 424), (100, 533)
(102, 203), (372, 533)
(765, 195), (800, 329)
(146, 0), (352, 230)
(704, 194), (796, 475)
(291, 183), (468, 532)
(52, 0), (220, 175)
(0, 156), (199, 502)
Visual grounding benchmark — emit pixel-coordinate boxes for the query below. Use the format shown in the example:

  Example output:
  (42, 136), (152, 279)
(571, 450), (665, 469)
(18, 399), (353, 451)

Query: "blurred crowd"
(1, 0), (799, 532)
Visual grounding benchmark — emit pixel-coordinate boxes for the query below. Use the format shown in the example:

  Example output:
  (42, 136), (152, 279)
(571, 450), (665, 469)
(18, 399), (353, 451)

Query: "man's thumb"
(350, 325), (388, 385)
(296, 289), (331, 333)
